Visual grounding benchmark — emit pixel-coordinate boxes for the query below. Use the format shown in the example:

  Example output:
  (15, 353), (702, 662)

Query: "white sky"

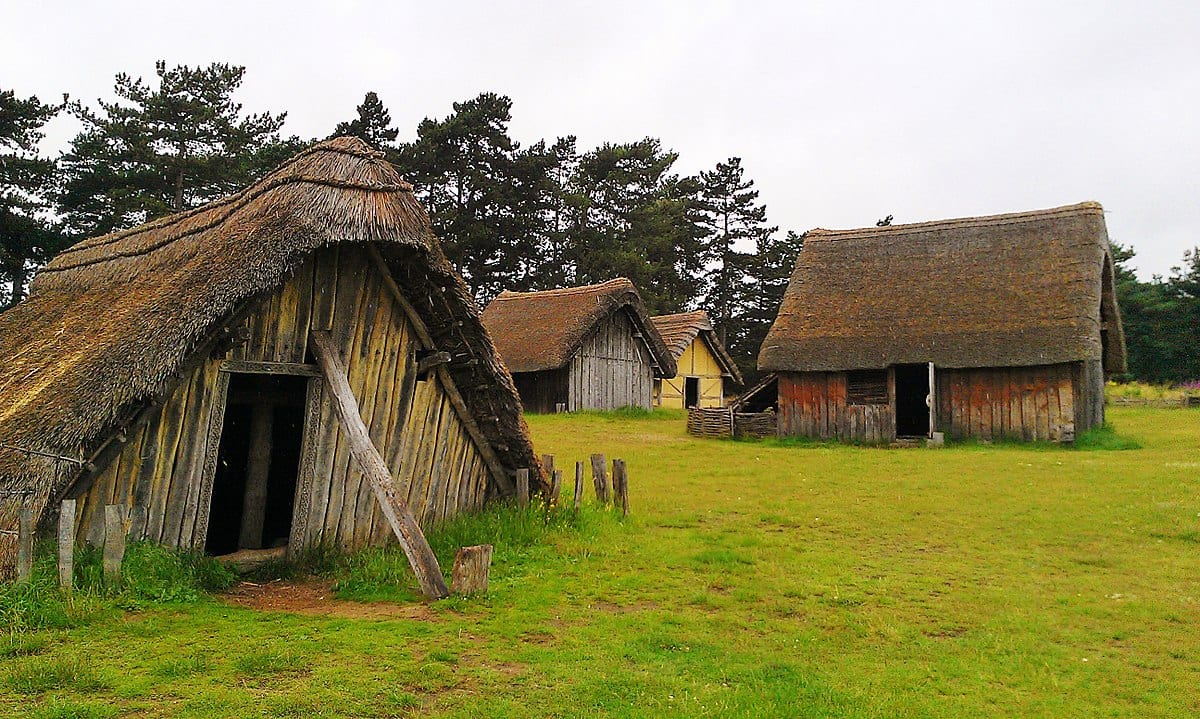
(4, 0), (1197, 279)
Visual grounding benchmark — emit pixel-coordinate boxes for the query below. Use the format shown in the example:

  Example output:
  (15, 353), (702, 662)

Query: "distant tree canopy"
(2, 66), (1194, 385)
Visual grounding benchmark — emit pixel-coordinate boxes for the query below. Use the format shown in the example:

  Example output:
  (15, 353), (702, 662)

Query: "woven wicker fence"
(733, 411), (778, 439)
(687, 407), (733, 438)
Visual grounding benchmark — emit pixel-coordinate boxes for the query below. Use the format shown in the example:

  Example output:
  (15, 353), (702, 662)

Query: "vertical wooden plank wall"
(74, 245), (493, 551)
(777, 372), (894, 443)
(934, 363), (1077, 442)
(568, 310), (654, 411)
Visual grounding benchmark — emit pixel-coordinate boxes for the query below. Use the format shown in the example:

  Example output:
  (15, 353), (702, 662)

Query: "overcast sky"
(4, 0), (1197, 278)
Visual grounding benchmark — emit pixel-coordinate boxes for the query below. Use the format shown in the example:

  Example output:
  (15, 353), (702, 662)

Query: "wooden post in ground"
(309, 330), (449, 600)
(16, 508), (33, 583)
(541, 454), (556, 505)
(238, 404), (274, 550)
(590, 454), (609, 504)
(127, 506), (147, 542)
(58, 499), (75, 591)
(549, 470), (563, 507)
(450, 544), (494, 594)
(516, 469), (530, 506)
(612, 459), (629, 517)
(573, 461), (584, 510)
(103, 505), (126, 583)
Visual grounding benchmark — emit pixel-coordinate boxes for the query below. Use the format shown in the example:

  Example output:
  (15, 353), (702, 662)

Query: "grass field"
(3, 407), (1199, 718)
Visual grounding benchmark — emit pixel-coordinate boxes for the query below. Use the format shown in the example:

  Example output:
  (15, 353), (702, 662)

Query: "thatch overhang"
(650, 311), (744, 385)
(0, 137), (537, 562)
(758, 202), (1127, 374)
(481, 278), (677, 378)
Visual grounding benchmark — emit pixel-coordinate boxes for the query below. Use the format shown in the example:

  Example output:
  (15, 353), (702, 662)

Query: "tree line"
(1, 62), (1196, 384)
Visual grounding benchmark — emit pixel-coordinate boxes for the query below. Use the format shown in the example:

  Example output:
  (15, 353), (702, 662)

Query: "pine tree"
(332, 91), (399, 150)
(1, 88), (62, 307)
(735, 230), (804, 382)
(58, 61), (300, 238)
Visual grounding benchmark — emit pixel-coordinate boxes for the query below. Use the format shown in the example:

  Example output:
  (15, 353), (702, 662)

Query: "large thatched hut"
(758, 202), (1126, 444)
(0, 137), (537, 573)
(481, 279), (676, 413)
(650, 311), (743, 408)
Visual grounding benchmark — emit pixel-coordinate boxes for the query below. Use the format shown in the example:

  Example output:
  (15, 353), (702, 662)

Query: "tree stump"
(590, 453), (609, 504)
(613, 459), (629, 517)
(450, 544), (493, 594)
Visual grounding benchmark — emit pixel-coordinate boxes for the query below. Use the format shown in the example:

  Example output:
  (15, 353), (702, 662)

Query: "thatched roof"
(481, 278), (676, 377)
(0, 137), (537, 569)
(650, 311), (743, 385)
(759, 202), (1127, 373)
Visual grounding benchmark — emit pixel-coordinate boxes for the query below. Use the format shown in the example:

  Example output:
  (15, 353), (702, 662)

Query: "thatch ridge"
(759, 202), (1127, 373)
(650, 311), (744, 385)
(481, 279), (677, 377)
(0, 136), (537, 573)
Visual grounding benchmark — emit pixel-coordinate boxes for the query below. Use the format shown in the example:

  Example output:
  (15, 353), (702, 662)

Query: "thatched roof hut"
(759, 202), (1126, 443)
(0, 137), (537, 571)
(482, 279), (676, 412)
(650, 311), (743, 408)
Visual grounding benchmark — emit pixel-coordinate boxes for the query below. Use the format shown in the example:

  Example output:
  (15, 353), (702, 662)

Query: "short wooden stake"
(103, 505), (126, 584)
(516, 468), (530, 506)
(58, 499), (76, 591)
(16, 508), (33, 583)
(549, 469), (563, 507)
(127, 506), (147, 542)
(542, 454), (556, 478)
(613, 459), (629, 517)
(573, 461), (584, 510)
(590, 453), (609, 504)
(450, 544), (493, 594)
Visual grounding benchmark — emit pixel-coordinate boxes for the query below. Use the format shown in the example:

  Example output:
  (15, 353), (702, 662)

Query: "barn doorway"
(684, 377), (700, 408)
(204, 373), (309, 556)
(894, 364), (930, 437)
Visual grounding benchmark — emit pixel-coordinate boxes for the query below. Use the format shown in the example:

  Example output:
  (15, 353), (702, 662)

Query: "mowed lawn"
(3, 407), (1199, 718)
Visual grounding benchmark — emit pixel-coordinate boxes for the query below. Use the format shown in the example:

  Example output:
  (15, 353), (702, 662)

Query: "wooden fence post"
(58, 499), (75, 591)
(516, 469), (530, 506)
(549, 470), (562, 507)
(103, 505), (126, 584)
(612, 459), (629, 517)
(16, 508), (33, 583)
(127, 506), (147, 542)
(450, 544), (494, 594)
(574, 461), (584, 510)
(590, 453), (609, 504)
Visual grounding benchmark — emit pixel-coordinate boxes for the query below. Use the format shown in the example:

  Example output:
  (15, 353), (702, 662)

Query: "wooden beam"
(309, 330), (449, 600)
(416, 351), (452, 375)
(238, 404), (273, 550)
(219, 360), (321, 377)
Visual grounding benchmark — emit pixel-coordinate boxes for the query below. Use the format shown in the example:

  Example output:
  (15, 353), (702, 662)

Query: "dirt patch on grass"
(221, 580), (437, 621)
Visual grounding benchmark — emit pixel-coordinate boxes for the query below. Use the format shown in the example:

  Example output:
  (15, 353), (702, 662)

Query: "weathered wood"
(103, 504), (126, 583)
(127, 505), (147, 542)
(542, 454), (555, 483)
(450, 544), (493, 594)
(217, 546), (287, 573)
(309, 329), (449, 600)
(16, 508), (33, 583)
(574, 461), (584, 509)
(58, 499), (75, 591)
(549, 469), (563, 507)
(516, 469), (530, 506)
(416, 351), (452, 375)
(612, 459), (629, 516)
(219, 360), (321, 376)
(238, 403), (274, 550)
(590, 453), (609, 504)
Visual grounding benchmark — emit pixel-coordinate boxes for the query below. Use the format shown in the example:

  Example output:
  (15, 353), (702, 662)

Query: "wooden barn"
(481, 279), (676, 413)
(0, 137), (538, 574)
(758, 202), (1127, 444)
(650, 311), (743, 408)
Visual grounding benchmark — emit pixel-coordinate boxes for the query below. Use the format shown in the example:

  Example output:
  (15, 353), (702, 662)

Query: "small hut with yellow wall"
(650, 311), (743, 409)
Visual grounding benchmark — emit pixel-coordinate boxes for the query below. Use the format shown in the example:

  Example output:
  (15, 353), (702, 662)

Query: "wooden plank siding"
(567, 309), (654, 411)
(777, 371), (895, 443)
(73, 245), (492, 552)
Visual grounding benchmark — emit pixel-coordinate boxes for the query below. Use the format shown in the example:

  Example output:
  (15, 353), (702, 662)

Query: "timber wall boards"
(72, 245), (491, 552)
(567, 310), (655, 411)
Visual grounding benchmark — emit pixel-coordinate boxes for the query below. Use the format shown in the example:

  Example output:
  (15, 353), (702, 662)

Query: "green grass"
(1, 406), (1198, 717)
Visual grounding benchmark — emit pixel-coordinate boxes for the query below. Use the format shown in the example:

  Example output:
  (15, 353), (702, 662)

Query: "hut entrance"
(894, 364), (930, 437)
(204, 373), (309, 556)
(684, 377), (700, 408)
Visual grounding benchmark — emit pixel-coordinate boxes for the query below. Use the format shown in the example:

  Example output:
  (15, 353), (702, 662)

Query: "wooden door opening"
(894, 364), (930, 437)
(684, 377), (700, 408)
(204, 373), (309, 556)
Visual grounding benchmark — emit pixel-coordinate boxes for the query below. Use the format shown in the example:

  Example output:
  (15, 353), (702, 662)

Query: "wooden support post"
(549, 470), (563, 507)
(516, 469), (530, 506)
(612, 459), (629, 517)
(309, 330), (449, 600)
(574, 461), (584, 510)
(103, 505), (126, 584)
(450, 544), (493, 594)
(590, 453), (609, 504)
(541, 454), (555, 488)
(238, 403), (274, 550)
(127, 506), (147, 542)
(58, 499), (75, 591)
(16, 508), (33, 583)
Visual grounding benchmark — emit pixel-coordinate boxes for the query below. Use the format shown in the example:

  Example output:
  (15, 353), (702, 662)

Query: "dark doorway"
(204, 373), (308, 556)
(684, 377), (700, 408)
(894, 364), (930, 437)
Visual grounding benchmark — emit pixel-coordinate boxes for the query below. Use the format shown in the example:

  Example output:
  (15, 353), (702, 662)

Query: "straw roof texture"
(759, 202), (1127, 373)
(0, 137), (537, 569)
(481, 279), (676, 377)
(650, 311), (743, 384)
